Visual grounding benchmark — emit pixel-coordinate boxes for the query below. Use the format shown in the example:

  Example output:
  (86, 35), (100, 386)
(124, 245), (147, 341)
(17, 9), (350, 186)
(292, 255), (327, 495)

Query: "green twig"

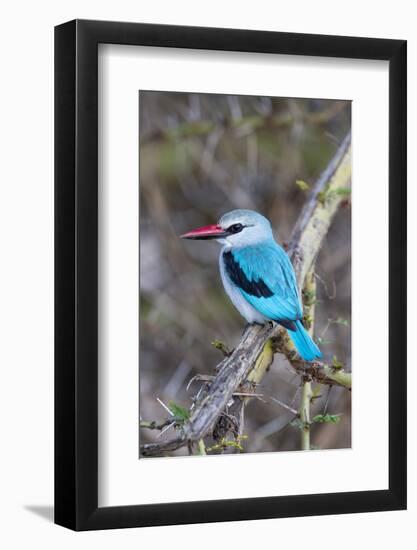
(299, 268), (316, 451)
(197, 439), (206, 455)
(300, 377), (313, 451)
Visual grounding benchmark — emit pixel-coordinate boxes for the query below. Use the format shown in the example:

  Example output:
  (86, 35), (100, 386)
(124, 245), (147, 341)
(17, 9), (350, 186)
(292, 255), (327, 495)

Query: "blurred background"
(139, 91), (351, 456)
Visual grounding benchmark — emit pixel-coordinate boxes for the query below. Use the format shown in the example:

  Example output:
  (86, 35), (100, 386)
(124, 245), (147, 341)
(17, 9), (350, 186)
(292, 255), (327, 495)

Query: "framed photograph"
(55, 19), (406, 530)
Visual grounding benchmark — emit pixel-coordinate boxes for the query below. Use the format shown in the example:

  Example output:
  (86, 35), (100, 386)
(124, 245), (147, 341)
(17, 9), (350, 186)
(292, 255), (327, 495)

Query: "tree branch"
(288, 131), (351, 285)
(300, 376), (313, 451)
(139, 419), (173, 431)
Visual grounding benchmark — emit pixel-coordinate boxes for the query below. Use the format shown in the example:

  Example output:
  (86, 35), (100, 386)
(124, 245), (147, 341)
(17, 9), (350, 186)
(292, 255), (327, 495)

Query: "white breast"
(219, 248), (266, 324)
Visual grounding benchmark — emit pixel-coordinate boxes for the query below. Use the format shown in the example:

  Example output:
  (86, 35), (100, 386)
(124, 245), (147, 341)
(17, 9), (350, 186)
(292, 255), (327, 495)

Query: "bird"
(180, 209), (321, 361)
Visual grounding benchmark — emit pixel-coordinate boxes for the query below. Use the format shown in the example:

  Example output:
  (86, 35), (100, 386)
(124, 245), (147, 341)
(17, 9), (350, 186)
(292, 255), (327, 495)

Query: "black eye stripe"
(227, 223), (244, 234)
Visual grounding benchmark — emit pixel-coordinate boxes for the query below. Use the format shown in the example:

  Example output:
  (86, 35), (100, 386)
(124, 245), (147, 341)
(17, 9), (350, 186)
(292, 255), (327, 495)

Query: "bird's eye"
(227, 223), (244, 234)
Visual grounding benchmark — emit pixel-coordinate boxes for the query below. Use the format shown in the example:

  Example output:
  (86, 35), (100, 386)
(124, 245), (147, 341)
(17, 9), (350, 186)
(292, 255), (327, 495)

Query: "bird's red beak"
(180, 224), (228, 240)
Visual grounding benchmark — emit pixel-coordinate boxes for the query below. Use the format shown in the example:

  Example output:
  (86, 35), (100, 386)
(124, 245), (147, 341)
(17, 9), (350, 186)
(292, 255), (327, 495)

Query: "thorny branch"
(140, 132), (352, 457)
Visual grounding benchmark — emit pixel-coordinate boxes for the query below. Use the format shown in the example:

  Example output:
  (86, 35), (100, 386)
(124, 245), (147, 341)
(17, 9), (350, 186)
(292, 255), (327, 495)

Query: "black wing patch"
(223, 250), (273, 298)
(279, 319), (297, 331)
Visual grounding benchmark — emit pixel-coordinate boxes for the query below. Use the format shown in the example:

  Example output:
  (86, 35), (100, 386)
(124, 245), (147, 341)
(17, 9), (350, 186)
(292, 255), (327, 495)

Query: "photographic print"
(55, 21), (406, 529)
(139, 91), (351, 458)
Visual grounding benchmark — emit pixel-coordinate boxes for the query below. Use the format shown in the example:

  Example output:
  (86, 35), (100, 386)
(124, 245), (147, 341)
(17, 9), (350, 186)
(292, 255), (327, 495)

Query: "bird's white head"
(181, 209), (274, 249)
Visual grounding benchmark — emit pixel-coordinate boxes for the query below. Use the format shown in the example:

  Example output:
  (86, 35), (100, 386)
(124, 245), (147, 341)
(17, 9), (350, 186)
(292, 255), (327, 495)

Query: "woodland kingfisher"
(180, 209), (321, 361)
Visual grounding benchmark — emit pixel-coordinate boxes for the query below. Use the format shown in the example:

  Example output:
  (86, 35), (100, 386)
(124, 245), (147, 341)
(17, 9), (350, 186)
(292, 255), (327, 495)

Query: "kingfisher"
(180, 209), (321, 361)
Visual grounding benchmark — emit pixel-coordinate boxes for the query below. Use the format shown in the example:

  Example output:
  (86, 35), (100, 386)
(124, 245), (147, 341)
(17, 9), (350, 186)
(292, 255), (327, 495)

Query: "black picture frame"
(55, 19), (407, 531)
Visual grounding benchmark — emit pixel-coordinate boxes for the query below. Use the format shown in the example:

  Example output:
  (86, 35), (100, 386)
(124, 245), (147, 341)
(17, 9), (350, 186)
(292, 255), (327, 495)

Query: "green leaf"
(168, 401), (190, 422)
(331, 355), (344, 370)
(316, 190), (325, 204)
(206, 435), (248, 453)
(222, 440), (244, 451)
(211, 339), (231, 356)
(290, 418), (304, 430)
(312, 414), (342, 424)
(317, 185), (350, 206)
(295, 179), (310, 192)
(335, 187), (351, 197)
(302, 288), (316, 306)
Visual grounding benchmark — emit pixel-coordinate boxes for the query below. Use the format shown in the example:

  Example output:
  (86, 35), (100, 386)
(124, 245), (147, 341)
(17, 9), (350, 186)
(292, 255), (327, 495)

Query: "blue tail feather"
(288, 319), (322, 361)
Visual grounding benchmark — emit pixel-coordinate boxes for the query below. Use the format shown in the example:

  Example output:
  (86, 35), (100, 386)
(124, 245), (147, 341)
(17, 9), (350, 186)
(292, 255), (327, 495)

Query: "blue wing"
(223, 241), (302, 323)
